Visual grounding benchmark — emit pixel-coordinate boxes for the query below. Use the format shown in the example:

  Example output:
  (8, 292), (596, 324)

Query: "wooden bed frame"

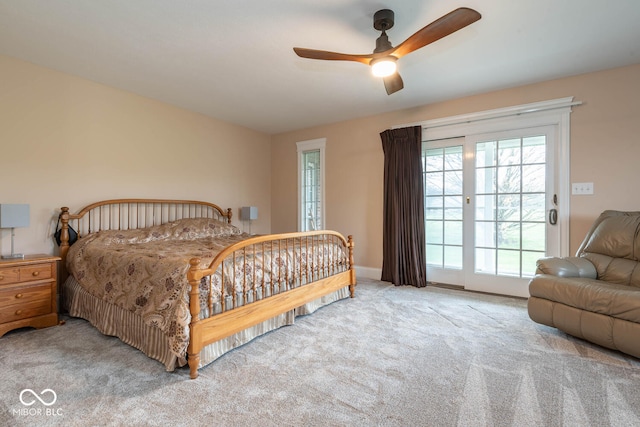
(58, 199), (356, 379)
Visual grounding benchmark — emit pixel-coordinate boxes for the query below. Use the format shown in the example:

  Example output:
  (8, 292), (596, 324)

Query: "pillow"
(96, 217), (241, 245)
(167, 218), (242, 240)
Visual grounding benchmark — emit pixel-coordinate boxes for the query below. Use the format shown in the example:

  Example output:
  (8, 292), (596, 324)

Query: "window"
(297, 138), (326, 231)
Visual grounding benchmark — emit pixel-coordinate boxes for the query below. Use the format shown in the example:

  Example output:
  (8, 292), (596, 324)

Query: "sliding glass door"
(423, 126), (559, 297)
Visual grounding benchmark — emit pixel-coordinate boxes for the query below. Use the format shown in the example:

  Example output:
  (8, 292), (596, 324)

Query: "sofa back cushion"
(579, 211), (640, 287)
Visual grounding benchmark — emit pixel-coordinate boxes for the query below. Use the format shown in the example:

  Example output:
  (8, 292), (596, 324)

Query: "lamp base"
(2, 253), (25, 260)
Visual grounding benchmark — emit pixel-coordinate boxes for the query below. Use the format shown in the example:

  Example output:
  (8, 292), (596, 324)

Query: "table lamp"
(0, 204), (30, 259)
(240, 206), (258, 235)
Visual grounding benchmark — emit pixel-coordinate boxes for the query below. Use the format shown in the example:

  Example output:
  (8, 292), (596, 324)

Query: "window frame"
(296, 138), (326, 232)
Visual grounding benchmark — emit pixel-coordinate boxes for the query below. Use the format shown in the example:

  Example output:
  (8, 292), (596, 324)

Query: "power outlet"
(572, 182), (594, 195)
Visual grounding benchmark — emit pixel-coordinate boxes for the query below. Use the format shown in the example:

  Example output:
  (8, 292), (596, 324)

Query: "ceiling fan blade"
(383, 72), (404, 95)
(390, 7), (481, 59)
(293, 47), (372, 65)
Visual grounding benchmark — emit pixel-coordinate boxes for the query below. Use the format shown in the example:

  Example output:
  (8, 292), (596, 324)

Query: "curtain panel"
(380, 126), (427, 287)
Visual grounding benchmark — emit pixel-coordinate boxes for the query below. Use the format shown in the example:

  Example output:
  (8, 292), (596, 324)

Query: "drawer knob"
(15, 293), (24, 299)
(0, 275), (3, 280)
(32, 271), (40, 277)
(15, 309), (23, 316)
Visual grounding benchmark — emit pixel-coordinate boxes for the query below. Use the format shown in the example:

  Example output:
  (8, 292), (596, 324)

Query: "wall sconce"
(240, 206), (258, 235)
(0, 204), (30, 259)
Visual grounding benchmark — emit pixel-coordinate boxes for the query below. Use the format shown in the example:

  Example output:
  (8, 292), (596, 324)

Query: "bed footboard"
(186, 231), (356, 379)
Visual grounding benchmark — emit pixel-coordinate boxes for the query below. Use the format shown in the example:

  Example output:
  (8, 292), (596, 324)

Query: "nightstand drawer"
(0, 268), (20, 285)
(0, 298), (51, 323)
(0, 282), (51, 308)
(0, 263), (52, 285)
(19, 263), (53, 281)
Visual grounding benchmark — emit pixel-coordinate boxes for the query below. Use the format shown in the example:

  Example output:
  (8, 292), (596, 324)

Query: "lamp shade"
(0, 204), (30, 228)
(240, 206), (258, 221)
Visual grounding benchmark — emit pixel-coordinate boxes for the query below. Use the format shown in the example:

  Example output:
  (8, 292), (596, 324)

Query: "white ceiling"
(1, 1), (639, 134)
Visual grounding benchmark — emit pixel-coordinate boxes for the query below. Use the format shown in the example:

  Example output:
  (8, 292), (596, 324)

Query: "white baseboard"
(354, 265), (382, 280)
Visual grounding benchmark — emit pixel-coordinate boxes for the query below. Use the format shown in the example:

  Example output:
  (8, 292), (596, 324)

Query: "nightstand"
(0, 254), (60, 337)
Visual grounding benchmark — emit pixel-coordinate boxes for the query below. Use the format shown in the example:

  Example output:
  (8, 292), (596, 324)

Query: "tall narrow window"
(297, 138), (326, 231)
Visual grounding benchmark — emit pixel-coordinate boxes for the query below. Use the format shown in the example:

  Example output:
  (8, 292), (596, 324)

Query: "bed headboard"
(58, 198), (232, 278)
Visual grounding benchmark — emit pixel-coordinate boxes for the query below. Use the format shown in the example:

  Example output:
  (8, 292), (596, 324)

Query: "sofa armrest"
(535, 256), (597, 278)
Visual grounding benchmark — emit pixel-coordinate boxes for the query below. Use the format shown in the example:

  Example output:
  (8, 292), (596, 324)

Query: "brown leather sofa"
(528, 210), (640, 358)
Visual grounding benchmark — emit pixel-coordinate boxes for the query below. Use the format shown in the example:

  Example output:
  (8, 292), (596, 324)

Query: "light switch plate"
(572, 182), (594, 195)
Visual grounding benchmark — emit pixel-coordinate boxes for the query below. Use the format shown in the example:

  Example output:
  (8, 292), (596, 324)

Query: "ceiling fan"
(293, 7), (481, 95)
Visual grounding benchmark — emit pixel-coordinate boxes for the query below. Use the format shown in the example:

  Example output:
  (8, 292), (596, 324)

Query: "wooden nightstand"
(0, 254), (60, 337)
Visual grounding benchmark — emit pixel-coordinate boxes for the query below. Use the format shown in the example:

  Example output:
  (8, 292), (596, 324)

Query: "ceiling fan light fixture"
(370, 56), (397, 77)
(293, 8), (482, 94)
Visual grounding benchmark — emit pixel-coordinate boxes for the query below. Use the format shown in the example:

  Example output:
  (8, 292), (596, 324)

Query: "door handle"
(549, 208), (558, 225)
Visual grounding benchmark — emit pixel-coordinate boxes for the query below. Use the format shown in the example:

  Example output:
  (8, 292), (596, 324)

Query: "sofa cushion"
(581, 214), (640, 260)
(582, 253), (640, 287)
(529, 274), (640, 323)
(579, 213), (640, 286)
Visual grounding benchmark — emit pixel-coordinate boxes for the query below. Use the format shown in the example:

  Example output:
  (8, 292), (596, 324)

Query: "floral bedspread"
(66, 218), (349, 361)
(66, 218), (248, 359)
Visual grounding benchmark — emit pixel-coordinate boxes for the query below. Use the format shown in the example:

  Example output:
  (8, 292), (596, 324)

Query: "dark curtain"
(380, 126), (427, 287)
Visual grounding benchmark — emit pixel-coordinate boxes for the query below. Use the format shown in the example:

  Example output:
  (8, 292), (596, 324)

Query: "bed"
(57, 198), (356, 379)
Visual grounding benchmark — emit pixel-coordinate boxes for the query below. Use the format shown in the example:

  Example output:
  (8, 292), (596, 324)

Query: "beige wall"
(0, 55), (271, 257)
(271, 63), (640, 270)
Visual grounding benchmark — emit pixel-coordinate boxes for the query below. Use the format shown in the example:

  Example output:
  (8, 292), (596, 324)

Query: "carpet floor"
(1, 278), (640, 426)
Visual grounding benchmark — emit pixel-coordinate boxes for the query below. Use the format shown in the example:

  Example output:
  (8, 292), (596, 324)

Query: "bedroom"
(1, 0), (640, 425)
